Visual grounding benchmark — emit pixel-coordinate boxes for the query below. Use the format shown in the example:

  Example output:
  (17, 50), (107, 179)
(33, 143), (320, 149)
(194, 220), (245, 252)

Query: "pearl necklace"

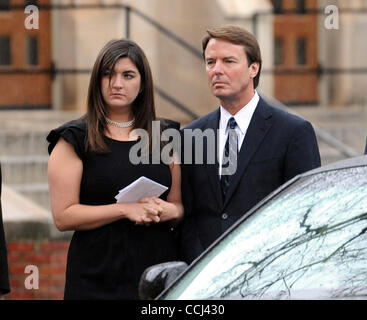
(106, 117), (135, 128)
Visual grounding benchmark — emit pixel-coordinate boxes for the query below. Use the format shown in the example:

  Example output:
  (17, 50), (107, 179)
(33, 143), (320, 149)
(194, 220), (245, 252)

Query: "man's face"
(204, 38), (259, 105)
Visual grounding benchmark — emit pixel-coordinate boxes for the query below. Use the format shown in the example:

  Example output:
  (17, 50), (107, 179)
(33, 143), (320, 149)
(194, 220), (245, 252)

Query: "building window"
(296, 37), (307, 65)
(274, 37), (284, 65)
(0, 0), (10, 11)
(0, 36), (11, 65)
(296, 0), (306, 14)
(25, 36), (38, 66)
(273, 0), (283, 14)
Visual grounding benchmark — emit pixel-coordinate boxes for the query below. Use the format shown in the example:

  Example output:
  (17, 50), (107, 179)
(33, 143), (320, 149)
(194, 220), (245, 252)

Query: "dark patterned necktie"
(221, 117), (238, 198)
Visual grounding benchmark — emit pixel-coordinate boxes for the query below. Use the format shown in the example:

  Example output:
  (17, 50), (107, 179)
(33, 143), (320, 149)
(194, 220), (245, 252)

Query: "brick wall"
(4, 240), (69, 300)
(273, 0), (319, 105)
(0, 0), (52, 109)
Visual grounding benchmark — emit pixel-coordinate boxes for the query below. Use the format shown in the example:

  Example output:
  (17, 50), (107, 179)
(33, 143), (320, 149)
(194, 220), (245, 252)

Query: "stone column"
(319, 0), (367, 106)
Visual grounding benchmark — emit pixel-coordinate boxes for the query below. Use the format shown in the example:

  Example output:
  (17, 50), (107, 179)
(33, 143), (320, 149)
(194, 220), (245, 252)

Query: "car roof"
(302, 154), (367, 177)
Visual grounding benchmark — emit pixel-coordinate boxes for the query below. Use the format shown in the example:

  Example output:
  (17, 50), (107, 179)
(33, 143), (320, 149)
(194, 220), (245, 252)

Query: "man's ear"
(249, 62), (260, 79)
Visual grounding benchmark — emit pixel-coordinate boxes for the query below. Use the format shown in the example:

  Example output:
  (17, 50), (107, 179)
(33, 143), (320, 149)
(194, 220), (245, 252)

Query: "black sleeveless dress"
(47, 119), (180, 299)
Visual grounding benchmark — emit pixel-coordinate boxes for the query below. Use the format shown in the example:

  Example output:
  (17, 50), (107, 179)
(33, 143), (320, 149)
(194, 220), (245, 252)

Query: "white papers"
(114, 176), (168, 203)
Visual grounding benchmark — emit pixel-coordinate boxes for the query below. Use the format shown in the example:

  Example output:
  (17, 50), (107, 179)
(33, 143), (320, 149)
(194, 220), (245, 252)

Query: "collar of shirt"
(219, 90), (259, 136)
(218, 91), (259, 175)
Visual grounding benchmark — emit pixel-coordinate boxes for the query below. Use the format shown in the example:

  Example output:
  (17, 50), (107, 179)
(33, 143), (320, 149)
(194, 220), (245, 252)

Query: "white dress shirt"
(218, 91), (259, 176)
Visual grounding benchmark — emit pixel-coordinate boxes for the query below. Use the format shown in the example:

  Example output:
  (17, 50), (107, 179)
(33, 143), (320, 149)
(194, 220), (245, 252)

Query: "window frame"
(25, 35), (39, 66)
(0, 35), (11, 66)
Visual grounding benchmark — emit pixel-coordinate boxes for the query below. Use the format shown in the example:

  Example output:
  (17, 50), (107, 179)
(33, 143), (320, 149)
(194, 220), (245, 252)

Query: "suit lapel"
(203, 108), (224, 207)
(223, 98), (273, 208)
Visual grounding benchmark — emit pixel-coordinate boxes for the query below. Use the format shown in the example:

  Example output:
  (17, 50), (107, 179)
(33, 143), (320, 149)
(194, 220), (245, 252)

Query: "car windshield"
(162, 165), (367, 300)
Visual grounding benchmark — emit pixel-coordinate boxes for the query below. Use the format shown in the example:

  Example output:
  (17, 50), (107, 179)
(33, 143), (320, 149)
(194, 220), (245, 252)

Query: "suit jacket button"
(222, 213), (228, 220)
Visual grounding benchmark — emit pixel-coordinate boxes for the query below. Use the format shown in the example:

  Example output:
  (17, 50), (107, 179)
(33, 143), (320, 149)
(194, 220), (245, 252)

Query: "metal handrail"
(126, 6), (202, 120)
(0, 66), (200, 119)
(130, 8), (202, 59)
(155, 87), (199, 119)
(5, 2), (203, 58)
(3, 2), (201, 120)
(4, 2), (366, 152)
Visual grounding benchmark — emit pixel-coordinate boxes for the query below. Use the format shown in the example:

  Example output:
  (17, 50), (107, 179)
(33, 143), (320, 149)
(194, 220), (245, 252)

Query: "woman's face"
(101, 57), (142, 113)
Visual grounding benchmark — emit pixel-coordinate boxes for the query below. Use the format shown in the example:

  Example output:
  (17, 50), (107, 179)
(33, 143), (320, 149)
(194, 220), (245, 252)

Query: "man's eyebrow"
(223, 56), (238, 60)
(205, 55), (238, 61)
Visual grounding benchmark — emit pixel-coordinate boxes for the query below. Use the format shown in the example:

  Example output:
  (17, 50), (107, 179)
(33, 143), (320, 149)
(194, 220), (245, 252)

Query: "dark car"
(140, 155), (367, 300)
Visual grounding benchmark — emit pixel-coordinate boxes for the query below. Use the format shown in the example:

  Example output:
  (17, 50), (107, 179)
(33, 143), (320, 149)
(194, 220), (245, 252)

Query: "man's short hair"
(202, 25), (262, 89)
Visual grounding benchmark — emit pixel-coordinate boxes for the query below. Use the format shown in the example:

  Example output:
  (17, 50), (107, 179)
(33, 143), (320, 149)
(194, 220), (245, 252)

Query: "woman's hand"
(138, 197), (181, 223)
(122, 202), (163, 225)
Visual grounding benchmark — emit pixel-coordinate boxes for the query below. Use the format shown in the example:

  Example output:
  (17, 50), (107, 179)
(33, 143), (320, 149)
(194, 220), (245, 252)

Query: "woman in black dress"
(47, 39), (183, 299)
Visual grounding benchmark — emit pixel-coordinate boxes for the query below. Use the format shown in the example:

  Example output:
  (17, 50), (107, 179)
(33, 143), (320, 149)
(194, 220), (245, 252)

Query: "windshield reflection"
(163, 166), (367, 300)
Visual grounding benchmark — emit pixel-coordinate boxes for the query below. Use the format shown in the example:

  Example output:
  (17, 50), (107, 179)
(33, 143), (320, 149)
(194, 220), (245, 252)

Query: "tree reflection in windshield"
(165, 166), (367, 300)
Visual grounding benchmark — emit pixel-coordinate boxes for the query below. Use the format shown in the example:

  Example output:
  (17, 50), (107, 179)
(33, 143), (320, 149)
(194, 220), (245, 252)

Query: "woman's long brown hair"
(84, 39), (156, 153)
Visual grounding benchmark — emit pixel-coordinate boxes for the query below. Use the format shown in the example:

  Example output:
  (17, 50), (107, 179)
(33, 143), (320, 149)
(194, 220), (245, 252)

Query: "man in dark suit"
(364, 137), (367, 154)
(179, 26), (321, 264)
(0, 165), (10, 297)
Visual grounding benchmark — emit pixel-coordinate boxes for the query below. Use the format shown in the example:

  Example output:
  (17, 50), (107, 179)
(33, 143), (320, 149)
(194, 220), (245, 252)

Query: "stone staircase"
(294, 106), (367, 165)
(0, 110), (82, 211)
(0, 107), (366, 210)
